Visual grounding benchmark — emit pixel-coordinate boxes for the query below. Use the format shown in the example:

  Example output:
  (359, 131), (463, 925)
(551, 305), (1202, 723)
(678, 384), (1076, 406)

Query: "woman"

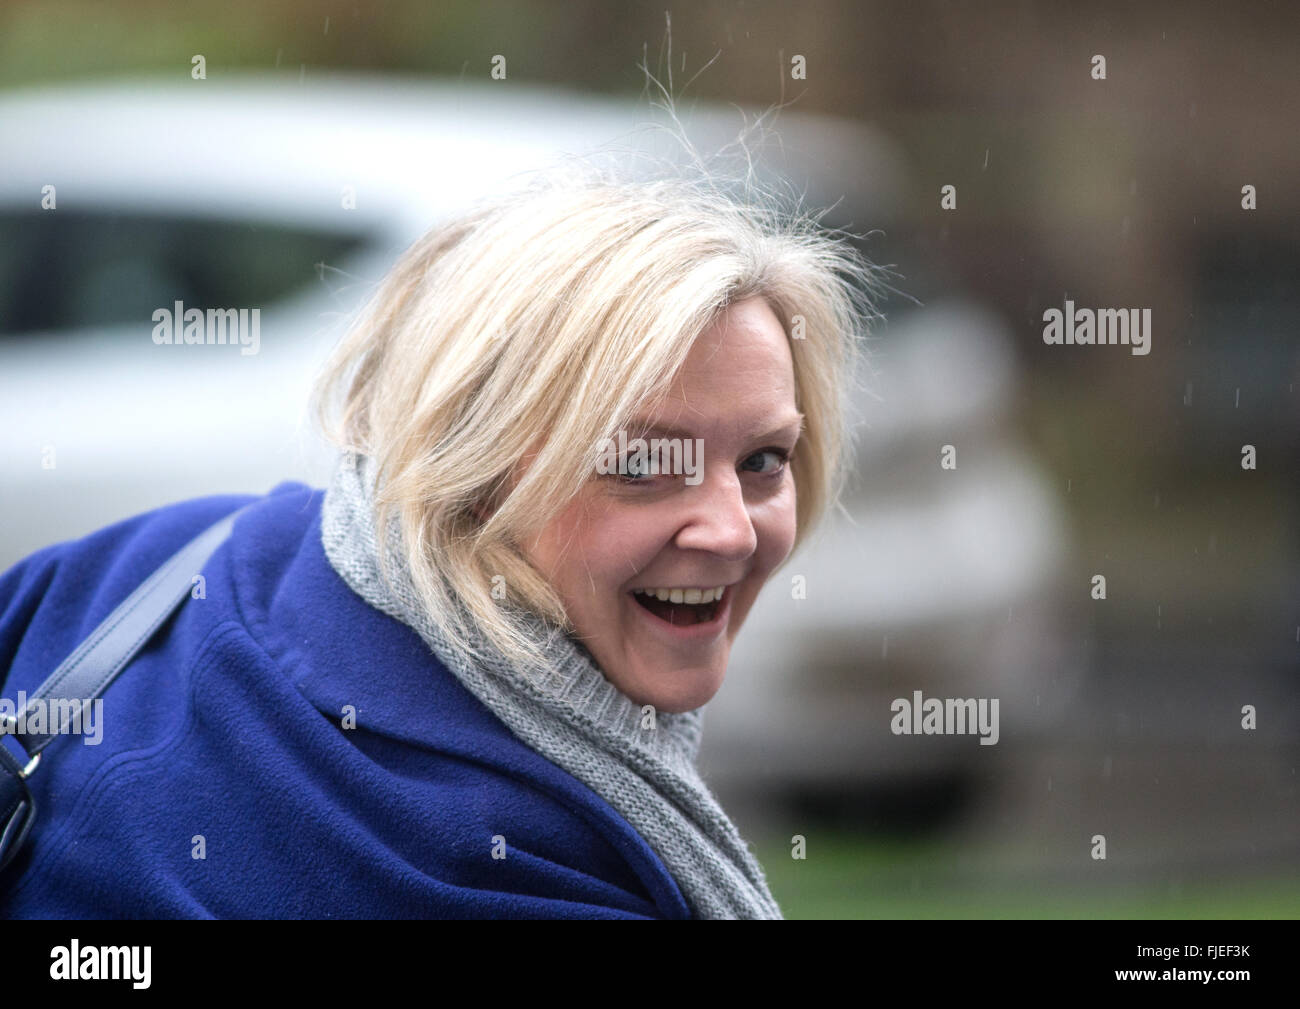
(0, 166), (876, 919)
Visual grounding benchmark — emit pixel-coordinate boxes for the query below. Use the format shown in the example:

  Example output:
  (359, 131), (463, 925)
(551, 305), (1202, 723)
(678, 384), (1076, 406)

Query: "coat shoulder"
(0, 482), (691, 919)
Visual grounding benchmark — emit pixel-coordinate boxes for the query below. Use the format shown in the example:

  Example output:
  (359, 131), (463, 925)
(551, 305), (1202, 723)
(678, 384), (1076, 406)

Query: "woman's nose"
(672, 470), (758, 560)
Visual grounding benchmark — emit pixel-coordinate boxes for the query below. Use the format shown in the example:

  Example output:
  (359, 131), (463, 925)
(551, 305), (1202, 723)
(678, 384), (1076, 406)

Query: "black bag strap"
(0, 502), (250, 874)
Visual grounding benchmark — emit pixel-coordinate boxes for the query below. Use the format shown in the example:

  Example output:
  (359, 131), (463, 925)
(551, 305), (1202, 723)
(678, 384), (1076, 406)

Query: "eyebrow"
(628, 412), (805, 444)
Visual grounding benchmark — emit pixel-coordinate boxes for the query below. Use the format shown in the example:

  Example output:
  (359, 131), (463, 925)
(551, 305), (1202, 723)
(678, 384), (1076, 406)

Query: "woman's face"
(520, 296), (802, 713)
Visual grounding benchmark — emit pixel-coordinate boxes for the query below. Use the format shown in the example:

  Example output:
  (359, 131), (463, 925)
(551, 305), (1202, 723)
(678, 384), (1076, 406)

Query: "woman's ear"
(472, 469), (515, 524)
(476, 445), (541, 525)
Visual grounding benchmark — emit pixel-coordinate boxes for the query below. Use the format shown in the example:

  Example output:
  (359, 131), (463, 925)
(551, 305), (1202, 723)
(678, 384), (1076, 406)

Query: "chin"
(619, 660), (728, 715)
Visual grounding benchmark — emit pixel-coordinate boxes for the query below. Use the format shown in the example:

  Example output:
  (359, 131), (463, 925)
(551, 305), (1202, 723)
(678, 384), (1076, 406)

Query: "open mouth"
(632, 587), (726, 626)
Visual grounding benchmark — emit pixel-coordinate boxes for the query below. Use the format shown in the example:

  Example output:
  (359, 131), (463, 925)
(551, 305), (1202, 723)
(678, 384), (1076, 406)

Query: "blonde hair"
(312, 154), (881, 676)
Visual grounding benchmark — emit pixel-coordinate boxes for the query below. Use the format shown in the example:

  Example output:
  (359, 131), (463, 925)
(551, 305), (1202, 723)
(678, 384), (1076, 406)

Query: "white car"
(0, 74), (903, 561)
(701, 300), (1085, 809)
(0, 74), (1078, 799)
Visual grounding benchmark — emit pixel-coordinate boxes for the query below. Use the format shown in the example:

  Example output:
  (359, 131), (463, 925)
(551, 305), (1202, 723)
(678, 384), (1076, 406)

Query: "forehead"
(678, 296), (791, 373)
(641, 296), (799, 432)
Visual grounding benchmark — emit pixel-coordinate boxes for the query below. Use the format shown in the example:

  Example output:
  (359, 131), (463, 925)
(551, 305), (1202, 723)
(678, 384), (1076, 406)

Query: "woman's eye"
(617, 455), (658, 480)
(741, 449), (789, 475)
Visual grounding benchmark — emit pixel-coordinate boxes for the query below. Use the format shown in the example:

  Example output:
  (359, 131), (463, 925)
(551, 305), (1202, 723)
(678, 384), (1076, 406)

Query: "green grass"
(753, 831), (1300, 919)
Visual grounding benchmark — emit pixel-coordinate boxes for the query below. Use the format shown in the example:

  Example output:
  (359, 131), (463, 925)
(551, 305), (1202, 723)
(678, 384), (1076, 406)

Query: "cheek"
(724, 480), (797, 641)
(751, 479), (799, 575)
(531, 496), (666, 601)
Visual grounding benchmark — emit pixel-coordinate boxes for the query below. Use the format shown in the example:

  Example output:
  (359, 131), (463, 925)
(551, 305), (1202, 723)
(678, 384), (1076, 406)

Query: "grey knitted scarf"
(319, 449), (782, 919)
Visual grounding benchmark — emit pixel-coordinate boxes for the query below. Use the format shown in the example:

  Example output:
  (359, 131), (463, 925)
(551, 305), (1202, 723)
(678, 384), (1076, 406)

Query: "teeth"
(634, 586), (728, 604)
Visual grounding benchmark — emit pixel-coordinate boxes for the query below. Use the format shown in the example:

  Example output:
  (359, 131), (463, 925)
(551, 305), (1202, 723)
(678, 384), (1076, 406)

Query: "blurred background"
(0, 0), (1296, 918)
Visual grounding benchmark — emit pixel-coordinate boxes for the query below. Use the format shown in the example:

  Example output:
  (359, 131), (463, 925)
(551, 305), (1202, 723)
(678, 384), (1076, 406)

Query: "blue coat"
(0, 482), (691, 919)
